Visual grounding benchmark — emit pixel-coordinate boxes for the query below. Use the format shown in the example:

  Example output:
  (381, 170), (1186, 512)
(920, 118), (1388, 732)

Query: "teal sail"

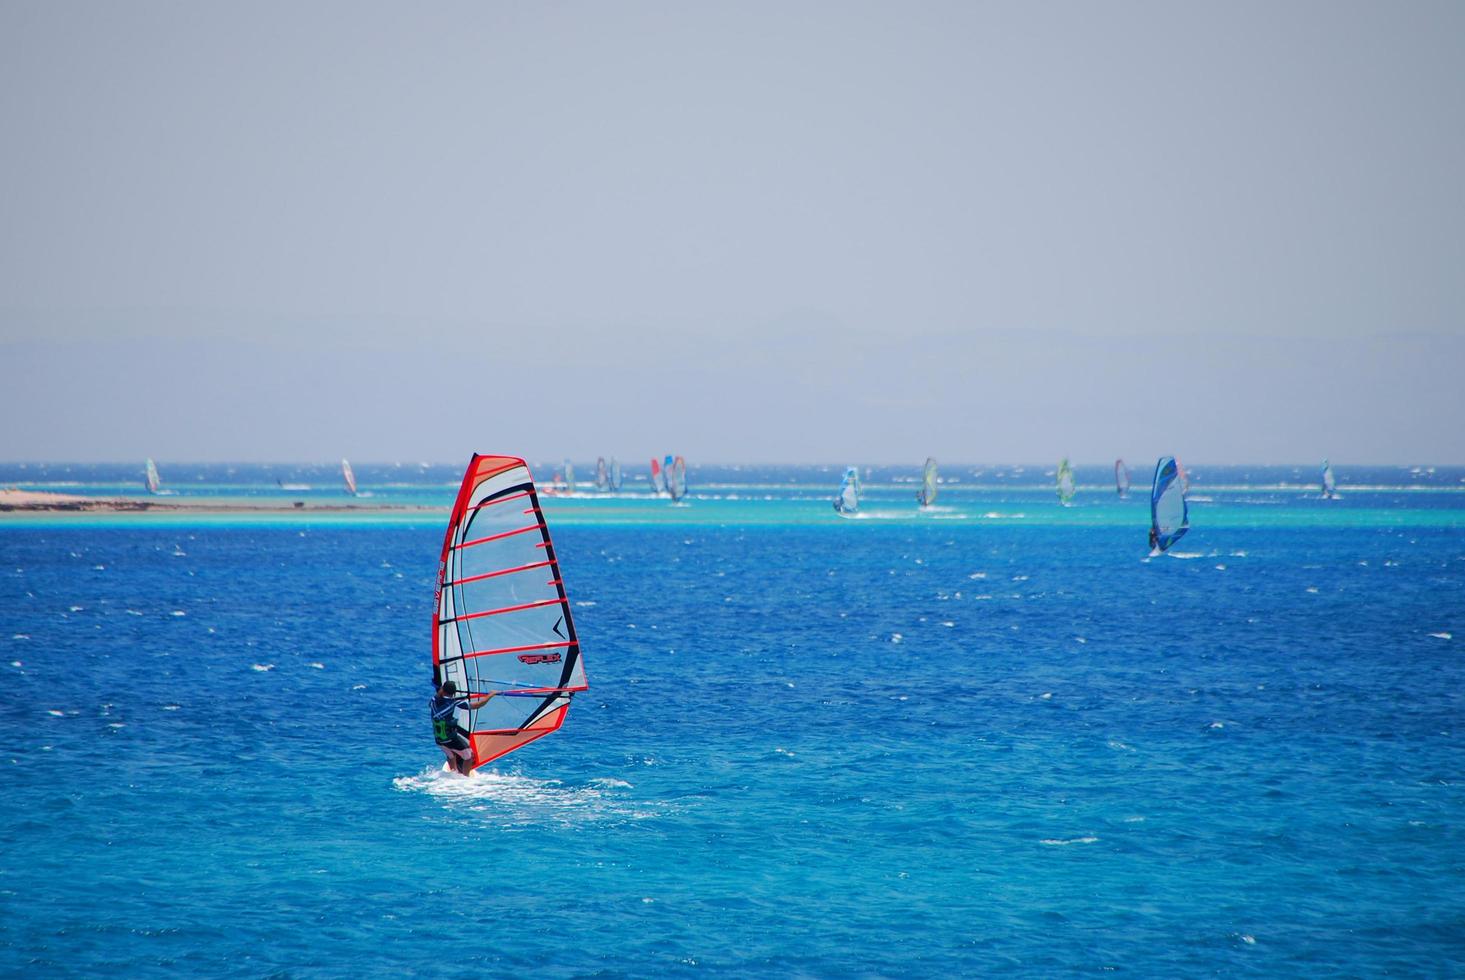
(916, 458), (938, 508)
(1057, 458), (1075, 505)
(833, 466), (861, 515)
(1149, 456), (1189, 553)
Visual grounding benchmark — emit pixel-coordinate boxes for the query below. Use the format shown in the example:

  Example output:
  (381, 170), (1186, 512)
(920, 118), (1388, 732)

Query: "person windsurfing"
(431, 679), (496, 775)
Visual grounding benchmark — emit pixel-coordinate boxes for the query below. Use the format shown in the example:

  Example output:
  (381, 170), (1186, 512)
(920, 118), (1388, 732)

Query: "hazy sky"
(2, 1), (1462, 463)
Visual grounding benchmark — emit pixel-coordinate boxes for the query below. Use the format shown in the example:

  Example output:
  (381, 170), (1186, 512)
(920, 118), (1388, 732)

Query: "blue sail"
(1150, 456), (1189, 553)
(833, 466), (860, 515)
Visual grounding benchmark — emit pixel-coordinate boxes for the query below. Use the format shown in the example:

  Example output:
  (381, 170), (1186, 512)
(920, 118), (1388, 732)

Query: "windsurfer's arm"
(466, 692), (497, 709)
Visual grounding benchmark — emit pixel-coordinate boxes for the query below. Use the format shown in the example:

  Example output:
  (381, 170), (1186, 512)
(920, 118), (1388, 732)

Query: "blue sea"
(3, 463), (1464, 976)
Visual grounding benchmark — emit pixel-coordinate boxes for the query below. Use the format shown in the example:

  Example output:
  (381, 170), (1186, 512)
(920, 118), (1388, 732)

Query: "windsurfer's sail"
(917, 458), (938, 508)
(342, 458), (358, 496)
(1115, 458), (1130, 498)
(432, 454), (587, 771)
(609, 458), (622, 492)
(650, 458), (666, 495)
(595, 457), (609, 492)
(144, 458), (161, 494)
(563, 460), (576, 495)
(667, 455), (688, 501)
(833, 466), (860, 515)
(1057, 458), (1075, 505)
(1321, 459), (1337, 499)
(1149, 456), (1190, 553)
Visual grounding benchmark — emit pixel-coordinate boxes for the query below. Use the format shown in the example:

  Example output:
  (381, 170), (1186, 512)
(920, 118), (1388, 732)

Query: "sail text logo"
(518, 653), (562, 665)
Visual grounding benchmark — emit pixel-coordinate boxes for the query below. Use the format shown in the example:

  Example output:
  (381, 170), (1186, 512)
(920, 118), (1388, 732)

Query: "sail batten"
(460, 640), (578, 661)
(443, 560), (555, 588)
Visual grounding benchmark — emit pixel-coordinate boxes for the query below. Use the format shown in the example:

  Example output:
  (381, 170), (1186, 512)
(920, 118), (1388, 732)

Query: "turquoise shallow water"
(3, 465), (1464, 976)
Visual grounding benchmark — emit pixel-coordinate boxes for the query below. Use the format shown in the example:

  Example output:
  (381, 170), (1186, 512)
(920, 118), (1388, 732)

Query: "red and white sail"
(432, 455), (587, 770)
(342, 458), (358, 496)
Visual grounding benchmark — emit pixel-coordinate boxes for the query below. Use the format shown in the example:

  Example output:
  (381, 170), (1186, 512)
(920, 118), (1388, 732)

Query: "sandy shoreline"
(0, 488), (441, 514)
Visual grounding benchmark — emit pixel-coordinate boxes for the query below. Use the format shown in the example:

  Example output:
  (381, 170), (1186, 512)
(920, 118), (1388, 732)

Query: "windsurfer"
(431, 680), (496, 775)
(1148, 527), (1158, 551)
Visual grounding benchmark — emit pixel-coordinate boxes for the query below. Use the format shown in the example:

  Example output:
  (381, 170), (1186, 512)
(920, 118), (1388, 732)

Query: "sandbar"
(0, 488), (441, 514)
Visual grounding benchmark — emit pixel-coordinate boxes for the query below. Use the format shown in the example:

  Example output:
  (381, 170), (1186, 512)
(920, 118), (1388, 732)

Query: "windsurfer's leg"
(443, 734), (472, 775)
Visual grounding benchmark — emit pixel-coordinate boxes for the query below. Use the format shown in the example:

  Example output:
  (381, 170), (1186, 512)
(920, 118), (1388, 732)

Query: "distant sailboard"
(650, 457), (667, 496)
(1149, 456), (1190, 555)
(432, 454), (587, 772)
(1057, 458), (1076, 506)
(833, 466), (861, 516)
(1115, 459), (1130, 498)
(145, 458), (161, 495)
(667, 455), (688, 502)
(917, 458), (938, 508)
(595, 457), (609, 492)
(342, 458), (358, 496)
(563, 460), (576, 496)
(1321, 459), (1338, 499)
(609, 458), (622, 492)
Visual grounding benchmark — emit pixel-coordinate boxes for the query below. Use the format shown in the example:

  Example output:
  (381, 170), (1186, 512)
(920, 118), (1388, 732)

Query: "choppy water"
(3, 464), (1464, 976)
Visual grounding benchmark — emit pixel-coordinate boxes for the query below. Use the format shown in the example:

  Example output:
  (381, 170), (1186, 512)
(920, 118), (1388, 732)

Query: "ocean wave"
(392, 766), (657, 825)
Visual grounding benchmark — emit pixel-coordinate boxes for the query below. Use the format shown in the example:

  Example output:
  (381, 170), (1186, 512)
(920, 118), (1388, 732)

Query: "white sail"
(432, 455), (587, 771)
(1057, 458), (1075, 505)
(917, 458), (938, 508)
(667, 456), (688, 501)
